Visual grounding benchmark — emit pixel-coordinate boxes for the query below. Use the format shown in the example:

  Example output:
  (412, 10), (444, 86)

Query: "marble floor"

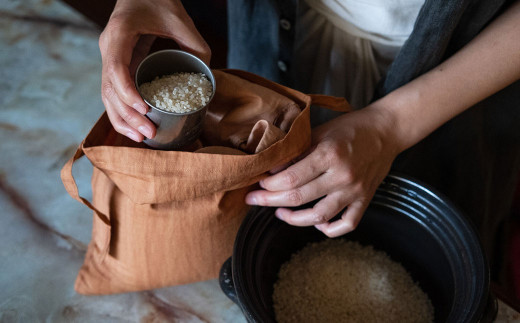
(0, 1), (244, 322)
(0, 1), (519, 322)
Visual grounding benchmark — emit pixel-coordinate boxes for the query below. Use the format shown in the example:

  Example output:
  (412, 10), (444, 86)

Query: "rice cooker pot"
(219, 173), (498, 323)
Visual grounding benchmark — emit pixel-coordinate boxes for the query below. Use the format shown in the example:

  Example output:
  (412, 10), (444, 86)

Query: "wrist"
(364, 94), (415, 156)
(366, 69), (456, 153)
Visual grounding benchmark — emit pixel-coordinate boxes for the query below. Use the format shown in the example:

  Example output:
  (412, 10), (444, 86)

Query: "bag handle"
(60, 143), (110, 225)
(221, 70), (352, 113)
(309, 94), (352, 112)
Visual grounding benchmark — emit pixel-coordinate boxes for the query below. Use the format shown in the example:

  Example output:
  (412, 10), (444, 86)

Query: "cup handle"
(219, 257), (238, 304)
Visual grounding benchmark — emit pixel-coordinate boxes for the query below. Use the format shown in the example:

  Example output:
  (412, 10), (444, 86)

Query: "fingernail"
(138, 125), (152, 138)
(245, 194), (257, 205)
(275, 210), (284, 220)
(259, 180), (265, 189)
(126, 132), (141, 142)
(133, 103), (148, 115)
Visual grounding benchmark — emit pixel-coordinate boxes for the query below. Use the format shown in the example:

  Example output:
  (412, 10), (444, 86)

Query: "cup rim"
(134, 49), (216, 116)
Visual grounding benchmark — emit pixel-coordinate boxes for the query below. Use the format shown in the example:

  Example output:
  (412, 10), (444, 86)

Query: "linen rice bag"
(61, 69), (351, 295)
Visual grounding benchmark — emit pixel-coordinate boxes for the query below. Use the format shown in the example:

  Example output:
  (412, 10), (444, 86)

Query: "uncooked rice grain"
(139, 72), (212, 113)
(273, 239), (434, 323)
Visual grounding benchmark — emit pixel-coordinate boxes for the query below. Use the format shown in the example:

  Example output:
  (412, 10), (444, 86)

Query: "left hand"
(245, 106), (402, 237)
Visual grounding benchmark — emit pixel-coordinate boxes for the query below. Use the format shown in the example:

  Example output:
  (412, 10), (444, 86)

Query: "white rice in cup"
(139, 72), (213, 113)
(272, 239), (434, 323)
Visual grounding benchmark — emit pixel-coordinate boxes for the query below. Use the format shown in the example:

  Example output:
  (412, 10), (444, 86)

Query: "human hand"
(99, 0), (211, 142)
(245, 106), (402, 237)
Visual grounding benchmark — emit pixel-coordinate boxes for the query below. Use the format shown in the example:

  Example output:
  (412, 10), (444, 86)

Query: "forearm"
(372, 0), (520, 152)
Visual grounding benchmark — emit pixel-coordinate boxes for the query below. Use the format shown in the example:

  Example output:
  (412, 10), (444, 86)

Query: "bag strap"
(309, 94), (352, 112)
(60, 142), (110, 225)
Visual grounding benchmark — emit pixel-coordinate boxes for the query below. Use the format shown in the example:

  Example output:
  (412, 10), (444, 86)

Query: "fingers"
(101, 28), (149, 115)
(260, 152), (326, 192)
(269, 162), (291, 175)
(315, 200), (368, 238)
(246, 171), (335, 207)
(268, 144), (315, 175)
(105, 105), (142, 142)
(273, 191), (350, 226)
(100, 23), (155, 141)
(248, 149), (326, 205)
(270, 193), (367, 238)
(102, 78), (156, 141)
(100, 24), (157, 141)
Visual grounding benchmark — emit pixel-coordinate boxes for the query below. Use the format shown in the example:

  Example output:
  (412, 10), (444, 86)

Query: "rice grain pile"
(273, 239), (434, 323)
(139, 72), (212, 113)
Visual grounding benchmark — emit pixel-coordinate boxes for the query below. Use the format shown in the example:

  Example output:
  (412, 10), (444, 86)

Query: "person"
(99, 0), (520, 280)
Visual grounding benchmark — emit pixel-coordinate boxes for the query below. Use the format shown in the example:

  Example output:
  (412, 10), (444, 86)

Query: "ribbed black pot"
(219, 173), (498, 323)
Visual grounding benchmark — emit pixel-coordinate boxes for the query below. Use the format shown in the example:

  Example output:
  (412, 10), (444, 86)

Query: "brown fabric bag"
(61, 70), (351, 295)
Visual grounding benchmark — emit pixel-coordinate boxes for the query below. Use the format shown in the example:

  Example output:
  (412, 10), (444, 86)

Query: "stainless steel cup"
(135, 49), (215, 150)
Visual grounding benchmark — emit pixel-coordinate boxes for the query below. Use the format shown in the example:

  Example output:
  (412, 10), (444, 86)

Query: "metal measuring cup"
(135, 49), (216, 150)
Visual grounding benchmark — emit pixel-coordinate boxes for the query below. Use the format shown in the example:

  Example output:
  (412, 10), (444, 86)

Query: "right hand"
(99, 0), (211, 142)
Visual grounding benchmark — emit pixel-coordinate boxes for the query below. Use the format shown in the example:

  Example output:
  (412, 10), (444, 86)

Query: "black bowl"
(219, 174), (497, 322)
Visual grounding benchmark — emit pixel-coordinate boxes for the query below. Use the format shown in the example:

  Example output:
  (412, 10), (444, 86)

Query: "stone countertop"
(497, 299), (520, 322)
(0, 1), (518, 322)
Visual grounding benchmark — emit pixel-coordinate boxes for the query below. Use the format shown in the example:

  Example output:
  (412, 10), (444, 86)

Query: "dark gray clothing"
(227, 0), (520, 280)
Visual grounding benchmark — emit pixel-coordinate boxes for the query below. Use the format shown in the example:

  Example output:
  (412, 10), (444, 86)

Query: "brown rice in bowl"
(273, 239), (434, 323)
